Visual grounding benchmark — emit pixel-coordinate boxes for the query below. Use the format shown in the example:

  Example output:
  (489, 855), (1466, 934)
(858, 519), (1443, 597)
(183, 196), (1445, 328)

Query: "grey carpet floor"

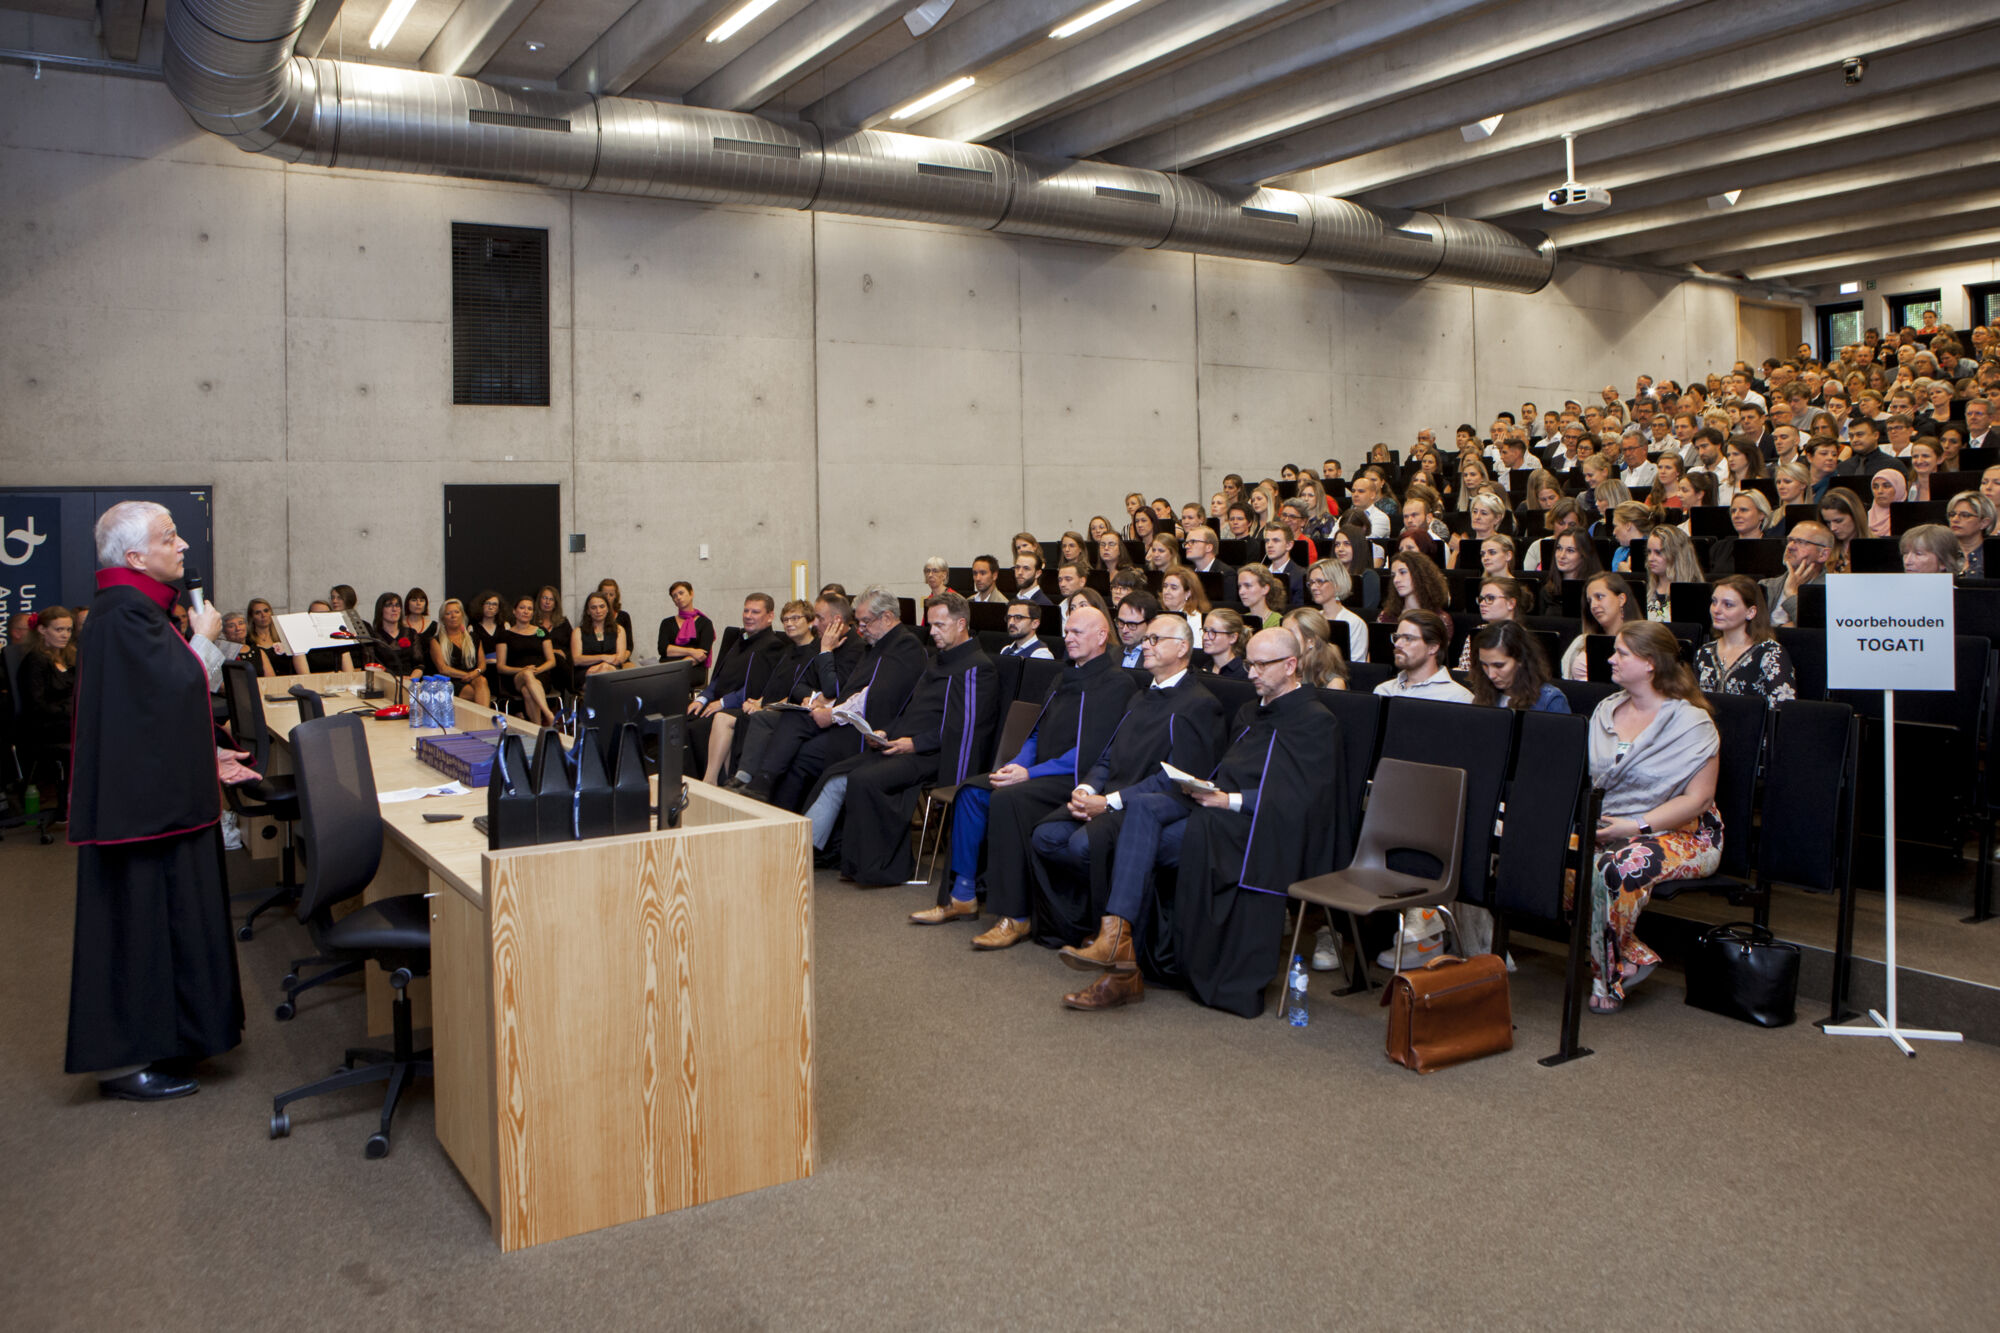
(4, 832), (1997, 1331)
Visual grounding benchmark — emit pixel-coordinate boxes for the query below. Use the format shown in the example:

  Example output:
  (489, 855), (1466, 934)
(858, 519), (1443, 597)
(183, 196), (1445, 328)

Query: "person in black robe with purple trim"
(65, 501), (245, 1100)
(819, 592), (998, 886)
(1165, 628), (1346, 1017)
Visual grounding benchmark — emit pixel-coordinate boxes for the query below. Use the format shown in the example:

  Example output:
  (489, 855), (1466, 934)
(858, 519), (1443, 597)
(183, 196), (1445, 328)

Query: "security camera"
(1843, 57), (1866, 85)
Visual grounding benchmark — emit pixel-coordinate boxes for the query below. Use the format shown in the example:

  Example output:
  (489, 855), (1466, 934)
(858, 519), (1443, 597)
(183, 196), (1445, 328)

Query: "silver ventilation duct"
(160, 0), (1555, 293)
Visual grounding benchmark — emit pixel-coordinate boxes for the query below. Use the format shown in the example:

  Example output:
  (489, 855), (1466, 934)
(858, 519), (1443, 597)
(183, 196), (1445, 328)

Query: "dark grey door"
(442, 484), (561, 611)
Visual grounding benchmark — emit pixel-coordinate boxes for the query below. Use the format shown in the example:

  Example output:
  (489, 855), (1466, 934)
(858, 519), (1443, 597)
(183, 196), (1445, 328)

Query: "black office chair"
(288, 683), (326, 720)
(220, 661), (301, 939)
(267, 713), (432, 1159)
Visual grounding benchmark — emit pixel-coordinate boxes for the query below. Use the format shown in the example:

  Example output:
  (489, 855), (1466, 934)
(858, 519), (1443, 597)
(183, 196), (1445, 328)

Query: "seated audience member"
(1332, 523), (1381, 608)
(1376, 550), (1453, 642)
(1962, 489), (2000, 578)
(969, 554), (1008, 602)
(571, 591), (632, 679)
(1108, 568), (1148, 607)
(659, 581), (716, 681)
(1457, 577), (1529, 671)
(695, 598), (806, 786)
(1054, 561), (1090, 623)
(467, 590), (503, 687)
(1584, 623), (1722, 1013)
(1707, 492), (1775, 578)
(297, 597), (354, 675)
(739, 587), (928, 812)
(242, 598), (293, 678)
(1236, 563), (1288, 629)
(1013, 531), (1045, 562)
(1347, 471), (1392, 539)
(328, 584), (358, 617)
(1900, 523), (1966, 576)
(1563, 572), (1638, 680)
(1523, 499), (1581, 573)
(1694, 576), (1796, 709)
(1114, 592), (1161, 667)
(1468, 620), (1567, 712)
(1013, 551), (1054, 606)
(1122, 493), (1147, 539)
(1147, 535), (1183, 573)
(1772, 459), (1812, 508)
(1203, 608), (1251, 679)
(1763, 521), (1834, 626)
(1223, 501), (1256, 541)
(595, 578), (635, 643)
(923, 556), (952, 598)
(1282, 607), (1349, 689)
(1182, 525), (1233, 582)
(220, 611), (249, 662)
(1028, 615), (1226, 996)
(1159, 567), (1210, 642)
(1673, 471), (1718, 520)
(1130, 508), (1160, 548)
(402, 587), (435, 649)
(1305, 558), (1368, 663)
(1641, 526), (1704, 622)
(532, 585), (571, 689)
(998, 601), (1055, 659)
(1374, 609), (1472, 702)
(1262, 523), (1309, 603)
(1062, 588), (1110, 630)
(1906, 438), (1943, 502)
(429, 598), (492, 708)
(1605, 501), (1655, 573)
(1097, 534), (1136, 576)
(912, 609), (1135, 946)
(1865, 468), (1907, 537)
(726, 599), (843, 788)
(1161, 629), (1345, 1017)
(18, 605), (77, 816)
(806, 592), (998, 884)
(369, 592), (420, 677)
(1836, 417), (1906, 480)
(495, 593), (558, 727)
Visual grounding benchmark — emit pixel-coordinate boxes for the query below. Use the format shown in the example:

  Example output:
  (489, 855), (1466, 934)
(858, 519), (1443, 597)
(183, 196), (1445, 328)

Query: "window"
(451, 223), (550, 406)
(1817, 301), (1863, 357)
(1887, 288), (1941, 334)
(1968, 282), (2000, 328)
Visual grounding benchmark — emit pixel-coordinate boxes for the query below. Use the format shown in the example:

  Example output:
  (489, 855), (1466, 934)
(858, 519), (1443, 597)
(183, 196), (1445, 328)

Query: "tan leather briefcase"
(1383, 954), (1513, 1073)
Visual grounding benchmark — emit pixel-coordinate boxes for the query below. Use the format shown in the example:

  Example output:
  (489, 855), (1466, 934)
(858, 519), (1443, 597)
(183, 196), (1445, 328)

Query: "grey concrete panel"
(574, 195), (813, 339)
(570, 326), (816, 464)
(1194, 255), (1333, 375)
(816, 459), (1023, 594)
(0, 62), (262, 165)
(1017, 239), (1195, 364)
(1196, 363), (1332, 473)
(1021, 351), (1199, 470)
(812, 216), (1020, 354)
(813, 340), (1022, 468)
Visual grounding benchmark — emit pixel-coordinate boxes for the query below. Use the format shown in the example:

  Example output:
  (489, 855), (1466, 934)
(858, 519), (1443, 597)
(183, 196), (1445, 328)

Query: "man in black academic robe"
(910, 607), (1135, 947)
(728, 597), (862, 785)
(66, 500), (245, 1099)
(811, 593), (997, 885)
(1027, 614), (1225, 951)
(1164, 629), (1346, 1018)
(684, 594), (783, 775)
(750, 589), (928, 812)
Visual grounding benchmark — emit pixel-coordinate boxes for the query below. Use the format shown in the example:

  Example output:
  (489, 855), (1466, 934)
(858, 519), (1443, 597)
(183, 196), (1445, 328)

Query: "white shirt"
(1359, 505), (1391, 542)
(1374, 669), (1473, 703)
(1622, 461), (1657, 491)
(1086, 669), (1188, 809)
(1333, 606), (1368, 664)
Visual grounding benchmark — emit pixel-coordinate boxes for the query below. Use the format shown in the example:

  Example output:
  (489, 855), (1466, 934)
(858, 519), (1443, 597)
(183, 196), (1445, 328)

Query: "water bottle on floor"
(1285, 954), (1309, 1027)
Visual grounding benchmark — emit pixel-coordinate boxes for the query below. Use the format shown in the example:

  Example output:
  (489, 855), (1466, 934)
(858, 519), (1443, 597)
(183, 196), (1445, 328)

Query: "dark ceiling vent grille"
(451, 222), (550, 407)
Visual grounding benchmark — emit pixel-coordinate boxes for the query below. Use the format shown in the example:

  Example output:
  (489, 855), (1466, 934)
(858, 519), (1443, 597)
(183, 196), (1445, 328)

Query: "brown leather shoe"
(1059, 914), (1136, 973)
(1063, 970), (1145, 1010)
(910, 899), (979, 925)
(970, 917), (1032, 950)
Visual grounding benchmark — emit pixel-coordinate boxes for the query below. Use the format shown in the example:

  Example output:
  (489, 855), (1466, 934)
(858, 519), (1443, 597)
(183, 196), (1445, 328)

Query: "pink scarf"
(673, 607), (706, 645)
(1867, 470), (1906, 536)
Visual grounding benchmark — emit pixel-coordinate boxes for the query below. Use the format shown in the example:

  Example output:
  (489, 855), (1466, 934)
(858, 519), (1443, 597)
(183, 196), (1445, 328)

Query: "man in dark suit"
(684, 594), (782, 775)
(1182, 526), (1234, 585)
(1835, 418), (1907, 481)
(1012, 551), (1053, 606)
(1965, 398), (1999, 452)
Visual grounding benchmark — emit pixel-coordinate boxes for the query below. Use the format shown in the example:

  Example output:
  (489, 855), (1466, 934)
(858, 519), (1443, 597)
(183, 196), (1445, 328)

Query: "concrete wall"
(0, 58), (1740, 623)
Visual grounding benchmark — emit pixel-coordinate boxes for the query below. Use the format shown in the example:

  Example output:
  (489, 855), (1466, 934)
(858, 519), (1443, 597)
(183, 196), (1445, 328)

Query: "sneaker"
(1376, 934), (1445, 971)
(1311, 926), (1342, 972)
(1398, 907), (1446, 943)
(220, 810), (243, 852)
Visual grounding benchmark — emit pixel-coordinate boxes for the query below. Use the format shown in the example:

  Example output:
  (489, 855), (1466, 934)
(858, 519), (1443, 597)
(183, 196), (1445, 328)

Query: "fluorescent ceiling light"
(1706, 189), (1742, 209)
(891, 75), (975, 120)
(1840, 281), (1860, 294)
(1051, 0), (1144, 41)
(368, 0), (419, 50)
(904, 0), (956, 38)
(707, 0), (782, 44)
(1459, 115), (1503, 142)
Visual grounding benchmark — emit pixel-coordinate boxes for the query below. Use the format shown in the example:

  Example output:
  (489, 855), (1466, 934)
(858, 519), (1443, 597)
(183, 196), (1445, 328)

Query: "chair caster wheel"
(281, 972), (299, 988)
(365, 1133), (391, 1160)
(273, 1001), (296, 1022)
(39, 830), (54, 845)
(270, 1112), (290, 1139)
(237, 924), (254, 942)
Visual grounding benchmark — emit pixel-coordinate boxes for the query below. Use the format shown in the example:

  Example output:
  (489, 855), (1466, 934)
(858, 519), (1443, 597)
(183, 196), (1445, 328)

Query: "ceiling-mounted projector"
(1541, 132), (1611, 216)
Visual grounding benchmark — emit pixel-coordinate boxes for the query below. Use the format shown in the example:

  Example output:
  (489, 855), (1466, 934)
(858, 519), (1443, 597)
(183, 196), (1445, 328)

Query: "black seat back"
(1348, 661), (1396, 693)
(1493, 710), (1590, 919)
(1703, 692), (1767, 881)
(1775, 628), (1826, 700)
(1202, 674), (1259, 721)
(221, 660), (273, 770)
(1376, 698), (1516, 907)
(1759, 702), (1859, 893)
(1318, 688), (1384, 838)
(1555, 679), (1617, 716)
(289, 684), (326, 720)
(291, 715), (384, 924)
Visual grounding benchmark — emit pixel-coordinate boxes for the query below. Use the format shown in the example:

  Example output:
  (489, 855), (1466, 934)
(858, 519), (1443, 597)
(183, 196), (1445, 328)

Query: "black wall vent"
(451, 222), (550, 406)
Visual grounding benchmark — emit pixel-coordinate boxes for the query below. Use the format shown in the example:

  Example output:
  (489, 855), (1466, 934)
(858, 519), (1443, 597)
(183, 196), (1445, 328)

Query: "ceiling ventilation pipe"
(161, 0), (1555, 293)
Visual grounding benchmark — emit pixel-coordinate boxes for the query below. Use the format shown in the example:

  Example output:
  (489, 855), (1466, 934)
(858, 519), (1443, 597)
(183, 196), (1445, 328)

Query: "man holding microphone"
(66, 501), (246, 1100)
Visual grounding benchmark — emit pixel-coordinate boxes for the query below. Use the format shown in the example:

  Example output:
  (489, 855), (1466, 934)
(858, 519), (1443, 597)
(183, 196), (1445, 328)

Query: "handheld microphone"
(185, 570), (207, 616)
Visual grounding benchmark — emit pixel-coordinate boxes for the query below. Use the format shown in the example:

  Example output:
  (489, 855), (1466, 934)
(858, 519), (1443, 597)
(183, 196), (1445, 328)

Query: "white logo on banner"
(0, 515), (49, 567)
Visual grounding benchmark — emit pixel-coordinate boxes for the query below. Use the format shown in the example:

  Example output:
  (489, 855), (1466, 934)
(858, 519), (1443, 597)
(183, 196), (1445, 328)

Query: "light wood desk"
(260, 673), (815, 1251)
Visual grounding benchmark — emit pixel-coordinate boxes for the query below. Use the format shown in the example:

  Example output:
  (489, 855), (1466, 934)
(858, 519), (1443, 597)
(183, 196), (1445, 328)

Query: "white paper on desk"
(1159, 761), (1218, 794)
(275, 610), (357, 654)
(378, 782), (471, 803)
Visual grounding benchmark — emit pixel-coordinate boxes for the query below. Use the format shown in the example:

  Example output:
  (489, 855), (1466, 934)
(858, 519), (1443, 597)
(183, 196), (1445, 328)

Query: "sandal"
(1622, 962), (1656, 990)
(1588, 980), (1623, 1014)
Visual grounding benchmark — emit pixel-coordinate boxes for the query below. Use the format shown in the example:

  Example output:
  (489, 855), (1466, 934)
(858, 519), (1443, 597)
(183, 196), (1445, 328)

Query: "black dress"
(497, 626), (552, 695)
(18, 651), (75, 762)
(368, 624), (421, 677)
(575, 624), (623, 668)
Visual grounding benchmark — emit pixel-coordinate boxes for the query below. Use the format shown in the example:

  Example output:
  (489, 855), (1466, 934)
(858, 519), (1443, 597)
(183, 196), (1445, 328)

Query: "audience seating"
(1376, 699), (1515, 915)
(219, 661), (301, 943)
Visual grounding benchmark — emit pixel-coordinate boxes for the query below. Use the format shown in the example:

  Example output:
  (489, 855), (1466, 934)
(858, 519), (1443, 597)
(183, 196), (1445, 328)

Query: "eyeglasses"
(1949, 510), (1981, 521)
(1476, 593), (1510, 605)
(1244, 656), (1296, 671)
(1139, 634), (1184, 647)
(1786, 538), (1833, 551)
(1202, 626), (1228, 636)
(1389, 633), (1424, 647)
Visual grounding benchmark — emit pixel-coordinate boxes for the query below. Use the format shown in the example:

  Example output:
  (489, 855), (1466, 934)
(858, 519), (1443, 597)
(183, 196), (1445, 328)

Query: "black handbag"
(1684, 922), (1800, 1027)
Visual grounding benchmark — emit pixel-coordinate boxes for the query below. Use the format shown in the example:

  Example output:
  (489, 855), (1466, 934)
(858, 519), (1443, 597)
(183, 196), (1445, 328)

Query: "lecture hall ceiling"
(16, 0), (2000, 283)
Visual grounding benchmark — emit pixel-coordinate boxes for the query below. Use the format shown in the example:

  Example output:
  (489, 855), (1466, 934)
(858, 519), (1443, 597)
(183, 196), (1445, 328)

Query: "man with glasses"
(1373, 609), (1472, 702)
(1161, 629), (1345, 1017)
(1182, 525), (1234, 585)
(1114, 593), (1160, 667)
(811, 592), (998, 885)
(912, 608), (1135, 946)
(1807, 438), (1843, 503)
(1543, 420), (1588, 472)
(740, 587), (928, 811)
(997, 601), (1053, 659)
(1881, 414), (1919, 460)
(684, 593), (783, 775)
(1618, 435), (1657, 492)
(1028, 617), (1227, 1008)
(1762, 521), (1834, 627)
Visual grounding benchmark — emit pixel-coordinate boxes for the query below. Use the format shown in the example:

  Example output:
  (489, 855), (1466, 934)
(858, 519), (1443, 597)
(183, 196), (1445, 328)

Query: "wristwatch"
(1636, 820), (1654, 837)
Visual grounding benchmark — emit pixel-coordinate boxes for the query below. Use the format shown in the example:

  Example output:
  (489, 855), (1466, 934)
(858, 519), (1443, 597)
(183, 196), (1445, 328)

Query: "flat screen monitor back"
(582, 659), (691, 757)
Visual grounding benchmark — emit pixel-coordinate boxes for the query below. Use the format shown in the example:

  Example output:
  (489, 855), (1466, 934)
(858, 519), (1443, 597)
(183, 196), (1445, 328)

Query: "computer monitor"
(581, 660), (692, 759)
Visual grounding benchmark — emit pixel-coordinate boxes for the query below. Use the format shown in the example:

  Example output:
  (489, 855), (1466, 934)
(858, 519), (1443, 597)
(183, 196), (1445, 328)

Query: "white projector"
(1543, 183), (1612, 215)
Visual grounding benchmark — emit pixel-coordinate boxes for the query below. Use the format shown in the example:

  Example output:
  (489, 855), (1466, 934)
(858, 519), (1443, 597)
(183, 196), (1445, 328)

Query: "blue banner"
(0, 494), (63, 621)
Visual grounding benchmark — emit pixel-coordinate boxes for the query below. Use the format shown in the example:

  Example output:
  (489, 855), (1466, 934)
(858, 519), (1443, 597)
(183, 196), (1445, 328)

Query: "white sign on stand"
(1822, 573), (1962, 1057)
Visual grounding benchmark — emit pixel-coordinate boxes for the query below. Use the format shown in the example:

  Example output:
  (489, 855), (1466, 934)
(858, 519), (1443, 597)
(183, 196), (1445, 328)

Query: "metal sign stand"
(1823, 689), (1962, 1056)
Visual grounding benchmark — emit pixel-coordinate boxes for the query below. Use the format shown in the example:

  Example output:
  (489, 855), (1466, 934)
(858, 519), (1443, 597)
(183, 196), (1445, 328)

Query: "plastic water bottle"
(1285, 954), (1309, 1027)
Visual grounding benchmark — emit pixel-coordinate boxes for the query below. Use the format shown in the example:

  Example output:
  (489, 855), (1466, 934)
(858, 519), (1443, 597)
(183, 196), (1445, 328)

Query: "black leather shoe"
(99, 1067), (199, 1101)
